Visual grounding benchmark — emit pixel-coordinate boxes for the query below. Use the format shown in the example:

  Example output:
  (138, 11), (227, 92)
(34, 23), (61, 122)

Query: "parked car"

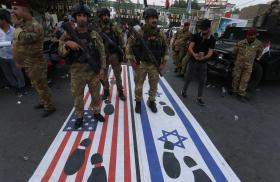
(208, 27), (280, 89)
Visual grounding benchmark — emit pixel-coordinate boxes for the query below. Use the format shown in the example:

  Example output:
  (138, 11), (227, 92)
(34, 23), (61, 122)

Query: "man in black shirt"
(181, 19), (216, 106)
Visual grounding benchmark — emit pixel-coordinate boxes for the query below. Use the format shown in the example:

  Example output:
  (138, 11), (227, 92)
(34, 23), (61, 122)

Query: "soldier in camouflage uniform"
(232, 28), (263, 102)
(126, 8), (169, 114)
(97, 8), (126, 101)
(58, 2), (106, 128)
(11, 0), (56, 117)
(172, 22), (192, 75)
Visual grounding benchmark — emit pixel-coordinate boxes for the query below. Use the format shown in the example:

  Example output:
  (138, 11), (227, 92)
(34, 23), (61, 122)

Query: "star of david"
(158, 130), (187, 149)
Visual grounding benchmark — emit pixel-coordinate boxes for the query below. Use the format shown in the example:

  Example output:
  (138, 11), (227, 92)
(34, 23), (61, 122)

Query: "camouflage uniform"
(98, 22), (125, 93)
(126, 25), (169, 102)
(180, 53), (191, 75)
(172, 29), (192, 72)
(12, 18), (55, 111)
(58, 30), (106, 118)
(232, 39), (263, 96)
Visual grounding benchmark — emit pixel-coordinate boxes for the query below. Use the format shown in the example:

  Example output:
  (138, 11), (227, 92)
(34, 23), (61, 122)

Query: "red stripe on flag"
(75, 75), (116, 181)
(123, 66), (132, 182)
(42, 91), (90, 181)
(41, 132), (72, 182)
(58, 132), (84, 181)
(107, 79), (121, 182)
(75, 131), (95, 181)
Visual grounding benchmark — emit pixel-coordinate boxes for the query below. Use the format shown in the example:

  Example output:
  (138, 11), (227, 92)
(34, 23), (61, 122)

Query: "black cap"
(200, 19), (211, 30)
(97, 8), (110, 17)
(143, 8), (158, 19)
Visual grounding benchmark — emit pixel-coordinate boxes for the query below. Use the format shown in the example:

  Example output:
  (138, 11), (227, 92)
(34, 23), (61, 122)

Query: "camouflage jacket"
(97, 21), (125, 52)
(234, 39), (263, 65)
(12, 18), (45, 68)
(58, 29), (106, 70)
(173, 29), (192, 51)
(126, 25), (169, 64)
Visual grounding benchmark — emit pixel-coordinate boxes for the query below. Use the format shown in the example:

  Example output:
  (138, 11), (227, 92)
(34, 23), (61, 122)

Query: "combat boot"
(74, 117), (83, 129)
(119, 90), (126, 101)
(148, 101), (157, 113)
(41, 108), (56, 118)
(94, 113), (105, 122)
(135, 101), (141, 114)
(102, 89), (110, 100)
(34, 104), (44, 109)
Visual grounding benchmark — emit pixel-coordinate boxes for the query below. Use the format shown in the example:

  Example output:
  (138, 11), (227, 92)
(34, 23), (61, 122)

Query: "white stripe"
(48, 132), (79, 181)
(64, 132), (91, 182)
(101, 72), (118, 177)
(82, 69), (116, 181)
(28, 111), (73, 181)
(161, 78), (240, 181)
(115, 68), (125, 181)
(128, 66), (152, 182)
(126, 66), (137, 182)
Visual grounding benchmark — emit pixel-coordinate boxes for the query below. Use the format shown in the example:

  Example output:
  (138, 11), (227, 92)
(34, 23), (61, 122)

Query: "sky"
(131, 0), (272, 9)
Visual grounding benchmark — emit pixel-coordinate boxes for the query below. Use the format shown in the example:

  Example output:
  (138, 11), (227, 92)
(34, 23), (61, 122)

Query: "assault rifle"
(89, 22), (124, 62)
(61, 22), (100, 74)
(130, 27), (163, 77)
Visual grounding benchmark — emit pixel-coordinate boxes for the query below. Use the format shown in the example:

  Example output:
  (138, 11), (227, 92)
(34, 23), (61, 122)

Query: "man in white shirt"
(0, 9), (26, 94)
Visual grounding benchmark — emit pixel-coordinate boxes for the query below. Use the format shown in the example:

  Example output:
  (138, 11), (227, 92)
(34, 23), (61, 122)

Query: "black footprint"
(159, 101), (175, 116)
(103, 99), (114, 115)
(64, 138), (91, 175)
(87, 153), (107, 182)
(163, 141), (181, 179)
(184, 156), (212, 182)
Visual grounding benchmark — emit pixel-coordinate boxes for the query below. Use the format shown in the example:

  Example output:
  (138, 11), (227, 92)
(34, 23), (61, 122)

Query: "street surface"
(0, 60), (279, 181)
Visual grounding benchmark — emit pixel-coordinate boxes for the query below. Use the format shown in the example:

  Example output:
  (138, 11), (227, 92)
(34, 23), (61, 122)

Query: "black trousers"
(183, 59), (207, 98)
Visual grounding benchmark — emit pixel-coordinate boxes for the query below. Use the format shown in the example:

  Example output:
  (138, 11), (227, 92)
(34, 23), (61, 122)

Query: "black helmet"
(71, 1), (92, 18)
(143, 8), (158, 19)
(97, 8), (110, 18)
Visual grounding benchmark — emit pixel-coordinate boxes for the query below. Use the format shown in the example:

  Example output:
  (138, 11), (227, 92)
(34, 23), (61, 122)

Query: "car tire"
(248, 62), (263, 89)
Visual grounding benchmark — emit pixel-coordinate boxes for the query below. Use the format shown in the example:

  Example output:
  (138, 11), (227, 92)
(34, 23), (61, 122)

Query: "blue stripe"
(130, 67), (164, 182)
(159, 80), (228, 182)
(140, 101), (164, 182)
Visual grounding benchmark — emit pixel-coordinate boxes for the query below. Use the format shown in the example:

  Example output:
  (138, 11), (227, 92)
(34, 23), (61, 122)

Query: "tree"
(192, 0), (200, 10)
(172, 0), (200, 10)
(232, 8), (240, 14)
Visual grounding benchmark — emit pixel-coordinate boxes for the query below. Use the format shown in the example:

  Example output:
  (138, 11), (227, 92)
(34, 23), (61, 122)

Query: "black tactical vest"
(65, 30), (101, 71)
(133, 28), (164, 65)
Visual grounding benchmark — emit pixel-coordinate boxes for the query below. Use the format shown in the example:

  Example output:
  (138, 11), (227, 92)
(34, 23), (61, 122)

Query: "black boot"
(94, 113), (105, 122)
(135, 101), (141, 114)
(74, 117), (83, 129)
(41, 107), (56, 118)
(148, 101), (157, 113)
(34, 104), (44, 109)
(119, 90), (126, 101)
(102, 89), (110, 100)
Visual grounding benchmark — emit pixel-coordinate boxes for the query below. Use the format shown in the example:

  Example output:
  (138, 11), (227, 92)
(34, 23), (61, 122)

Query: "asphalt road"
(0, 61), (280, 182)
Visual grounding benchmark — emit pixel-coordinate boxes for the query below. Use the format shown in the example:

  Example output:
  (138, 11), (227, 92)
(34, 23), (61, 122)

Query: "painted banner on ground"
(29, 65), (240, 182)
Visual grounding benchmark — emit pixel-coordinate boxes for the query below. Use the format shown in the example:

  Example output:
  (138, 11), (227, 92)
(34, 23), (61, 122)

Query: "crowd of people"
(0, 0), (267, 128)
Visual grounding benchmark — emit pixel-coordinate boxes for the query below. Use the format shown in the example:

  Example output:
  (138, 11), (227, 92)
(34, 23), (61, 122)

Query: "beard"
(78, 20), (87, 28)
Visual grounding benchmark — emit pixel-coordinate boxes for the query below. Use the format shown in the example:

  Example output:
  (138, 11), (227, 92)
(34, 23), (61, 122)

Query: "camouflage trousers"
(101, 53), (123, 92)
(173, 49), (186, 71)
(70, 63), (101, 118)
(25, 62), (54, 111)
(180, 54), (190, 75)
(232, 62), (253, 96)
(134, 62), (159, 102)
